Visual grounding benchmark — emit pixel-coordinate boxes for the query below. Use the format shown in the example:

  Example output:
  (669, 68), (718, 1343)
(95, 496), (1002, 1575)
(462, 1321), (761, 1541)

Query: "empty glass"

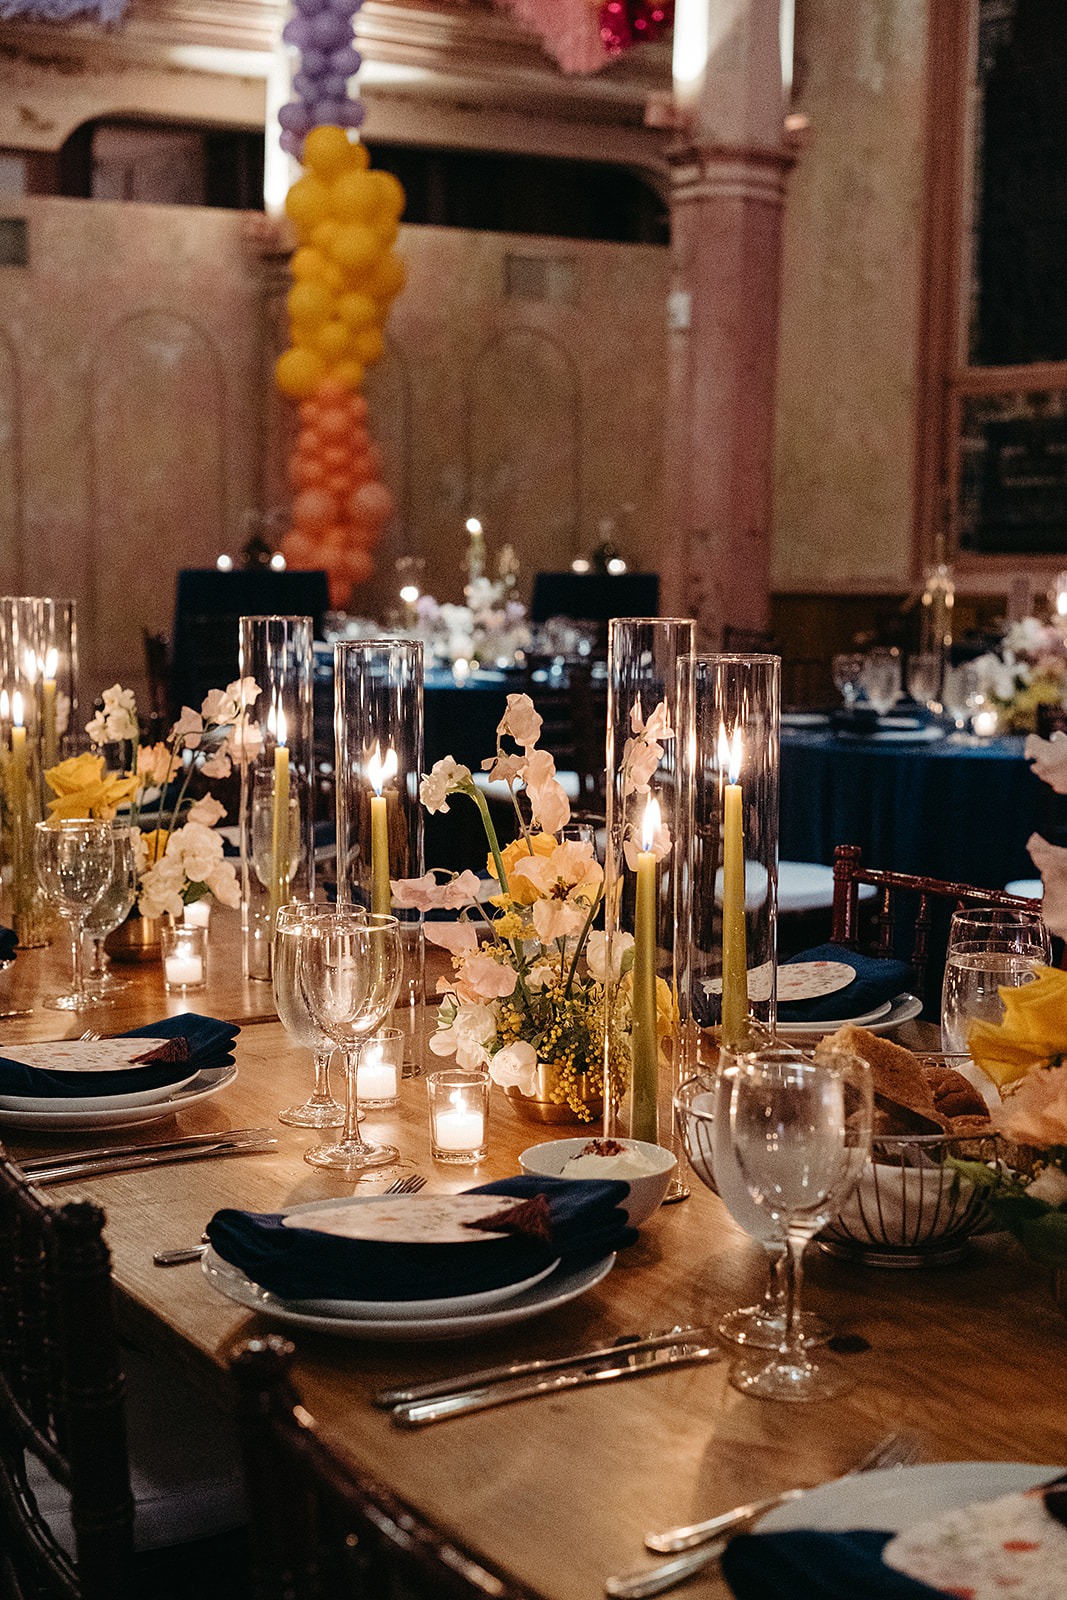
(859, 648), (901, 716)
(906, 651), (942, 711)
(298, 910), (404, 1172)
(719, 1046), (872, 1400)
(80, 821), (137, 1002)
(942, 662), (982, 738)
(941, 907), (1051, 1058)
(34, 819), (114, 1010)
(272, 903), (346, 1128)
(831, 653), (864, 708)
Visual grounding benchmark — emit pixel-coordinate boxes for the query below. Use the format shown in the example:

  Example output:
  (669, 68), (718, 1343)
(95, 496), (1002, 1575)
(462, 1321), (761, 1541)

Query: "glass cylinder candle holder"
(1, 597), (51, 947)
(678, 654), (781, 1069)
(427, 1069), (489, 1164)
(601, 617), (695, 1157)
(161, 921), (208, 993)
(33, 598), (78, 767)
(356, 1026), (403, 1109)
(237, 616), (316, 981)
(334, 640), (425, 1039)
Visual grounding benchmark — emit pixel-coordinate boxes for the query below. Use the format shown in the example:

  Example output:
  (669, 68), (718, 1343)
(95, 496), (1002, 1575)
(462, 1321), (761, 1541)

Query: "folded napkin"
(0, 1013), (239, 1101)
(722, 1529), (941, 1598)
(778, 944), (914, 1024)
(206, 1174), (638, 1303)
(0, 925), (16, 962)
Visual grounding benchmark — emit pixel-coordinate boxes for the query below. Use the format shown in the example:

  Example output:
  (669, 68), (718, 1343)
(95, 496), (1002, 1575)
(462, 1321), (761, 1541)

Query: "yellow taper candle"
(367, 743), (398, 916)
(42, 648), (58, 770)
(719, 722), (748, 1046)
(630, 795), (661, 1143)
(269, 703), (290, 923)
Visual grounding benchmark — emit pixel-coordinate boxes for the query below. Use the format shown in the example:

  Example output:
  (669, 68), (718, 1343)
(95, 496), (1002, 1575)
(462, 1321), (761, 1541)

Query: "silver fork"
(152, 1171), (427, 1266)
(604, 1432), (921, 1599)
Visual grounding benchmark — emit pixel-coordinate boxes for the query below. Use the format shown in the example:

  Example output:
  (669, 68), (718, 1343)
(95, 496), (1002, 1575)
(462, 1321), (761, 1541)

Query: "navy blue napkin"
(778, 944), (914, 1023)
(722, 1529), (943, 1598)
(206, 1174), (638, 1303)
(0, 925), (16, 962)
(0, 1012), (238, 1101)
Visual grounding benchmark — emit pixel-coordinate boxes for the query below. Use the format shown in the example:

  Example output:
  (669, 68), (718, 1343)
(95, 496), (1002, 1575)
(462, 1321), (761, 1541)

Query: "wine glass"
(831, 653), (864, 709)
(721, 1046), (872, 1401)
(859, 648), (901, 716)
(298, 910), (404, 1172)
(80, 821), (137, 1003)
(941, 906), (1051, 1057)
(34, 819), (115, 1011)
(272, 903), (345, 1128)
(942, 662), (982, 739)
(906, 651), (942, 711)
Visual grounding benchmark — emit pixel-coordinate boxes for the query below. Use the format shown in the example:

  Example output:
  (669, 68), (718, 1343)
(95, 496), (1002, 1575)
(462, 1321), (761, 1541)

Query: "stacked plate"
(202, 1193), (616, 1342)
(773, 960), (922, 1038)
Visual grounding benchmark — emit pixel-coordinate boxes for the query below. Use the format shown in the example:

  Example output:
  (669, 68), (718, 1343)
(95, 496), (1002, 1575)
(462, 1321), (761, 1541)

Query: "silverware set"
(20, 1127), (279, 1186)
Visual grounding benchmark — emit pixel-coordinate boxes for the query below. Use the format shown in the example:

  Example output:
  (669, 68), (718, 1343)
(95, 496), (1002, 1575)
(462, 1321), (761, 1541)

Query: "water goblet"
(272, 903), (346, 1128)
(675, 1073), (831, 1350)
(859, 648), (901, 716)
(831, 652), (864, 709)
(298, 911), (404, 1172)
(906, 651), (942, 711)
(942, 662), (982, 739)
(941, 906), (1051, 1058)
(720, 1045), (872, 1400)
(80, 821), (137, 1003)
(34, 819), (115, 1011)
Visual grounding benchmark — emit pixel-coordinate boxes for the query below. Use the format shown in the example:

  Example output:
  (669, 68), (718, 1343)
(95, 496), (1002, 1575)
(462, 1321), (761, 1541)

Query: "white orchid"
(86, 684), (138, 745)
(498, 693), (542, 751)
(420, 756), (473, 814)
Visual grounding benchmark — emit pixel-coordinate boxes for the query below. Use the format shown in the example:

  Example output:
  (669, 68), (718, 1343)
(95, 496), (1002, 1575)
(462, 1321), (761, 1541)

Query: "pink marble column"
(661, 0), (791, 644)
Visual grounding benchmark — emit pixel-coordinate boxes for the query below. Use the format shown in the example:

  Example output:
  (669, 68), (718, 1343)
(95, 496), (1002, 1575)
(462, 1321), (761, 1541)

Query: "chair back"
(0, 1155), (134, 1600)
(529, 572), (659, 637)
(231, 1337), (545, 1600)
(170, 569), (330, 712)
(830, 843), (1044, 1013)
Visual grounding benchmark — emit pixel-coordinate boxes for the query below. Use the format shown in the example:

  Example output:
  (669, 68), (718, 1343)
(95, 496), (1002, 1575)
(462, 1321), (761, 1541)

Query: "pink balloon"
(348, 481), (394, 525)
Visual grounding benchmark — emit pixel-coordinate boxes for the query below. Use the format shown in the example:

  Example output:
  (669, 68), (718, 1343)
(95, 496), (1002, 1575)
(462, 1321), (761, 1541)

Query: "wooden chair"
(0, 1155), (250, 1600)
(231, 1336), (546, 1600)
(830, 843), (1044, 1012)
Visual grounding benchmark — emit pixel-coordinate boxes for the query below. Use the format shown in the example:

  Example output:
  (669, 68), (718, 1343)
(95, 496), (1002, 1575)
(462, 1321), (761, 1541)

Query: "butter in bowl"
(519, 1137), (676, 1226)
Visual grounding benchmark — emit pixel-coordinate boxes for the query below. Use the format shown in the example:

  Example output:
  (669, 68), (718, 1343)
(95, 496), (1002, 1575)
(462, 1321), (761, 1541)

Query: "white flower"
(488, 1040), (539, 1097)
(86, 683), (139, 745)
(424, 921), (479, 955)
(586, 929), (634, 983)
(170, 706), (205, 749)
(420, 756), (473, 814)
(204, 857), (240, 908)
(510, 838), (601, 943)
(138, 857), (186, 920)
(185, 794), (226, 828)
(391, 870), (481, 912)
(522, 748), (570, 834)
(1026, 1164), (1067, 1206)
(525, 961), (557, 990)
(166, 821), (225, 883)
(199, 744), (233, 779)
(622, 815), (673, 871)
(428, 1001), (498, 1069)
(498, 693), (542, 751)
(201, 677), (261, 726)
(462, 954), (519, 1000)
(482, 752), (525, 784)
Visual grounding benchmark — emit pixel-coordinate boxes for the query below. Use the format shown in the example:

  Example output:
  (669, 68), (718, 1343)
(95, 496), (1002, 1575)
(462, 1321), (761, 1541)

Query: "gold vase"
(505, 1061), (602, 1126)
(105, 913), (162, 963)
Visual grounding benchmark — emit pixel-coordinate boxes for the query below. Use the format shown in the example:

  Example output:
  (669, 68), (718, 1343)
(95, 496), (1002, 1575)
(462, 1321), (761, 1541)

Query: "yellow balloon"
(333, 358), (365, 392)
(303, 126), (359, 182)
(330, 224), (379, 275)
(287, 280), (332, 328)
(285, 174), (332, 234)
(315, 320), (352, 362)
(367, 168), (406, 219)
(310, 220), (341, 259)
(354, 327), (384, 366)
(336, 291), (378, 332)
(275, 346), (327, 398)
(374, 218), (399, 250)
(330, 169), (376, 223)
(366, 252), (406, 302)
(290, 246), (330, 282)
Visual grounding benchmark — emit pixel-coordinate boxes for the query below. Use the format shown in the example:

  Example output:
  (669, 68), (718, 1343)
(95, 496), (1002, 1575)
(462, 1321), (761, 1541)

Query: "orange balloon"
(333, 359), (365, 392)
(314, 376), (350, 406)
(288, 280), (332, 328)
(292, 488), (336, 527)
(314, 320), (351, 363)
(347, 424), (370, 454)
(285, 174), (332, 233)
(367, 168), (406, 218)
(275, 347), (326, 399)
(348, 394), (369, 425)
(321, 443), (350, 471)
(290, 456), (326, 490)
(349, 481), (394, 525)
(336, 291), (378, 332)
(354, 328), (385, 366)
(325, 470), (354, 497)
(330, 225), (379, 275)
(330, 169), (376, 223)
(280, 531), (319, 567)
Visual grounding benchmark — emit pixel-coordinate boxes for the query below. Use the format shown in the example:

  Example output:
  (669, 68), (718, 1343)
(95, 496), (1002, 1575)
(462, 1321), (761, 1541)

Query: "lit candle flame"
(367, 742), (398, 797)
(12, 691), (24, 728)
(717, 722), (744, 785)
(23, 649), (37, 685)
(0, 689), (8, 720)
(641, 795), (662, 853)
(267, 699), (288, 747)
(44, 647), (58, 679)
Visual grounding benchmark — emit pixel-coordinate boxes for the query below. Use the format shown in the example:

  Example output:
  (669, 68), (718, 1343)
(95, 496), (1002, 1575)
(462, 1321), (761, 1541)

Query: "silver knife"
(20, 1128), (276, 1172)
(390, 1340), (722, 1428)
(376, 1326), (713, 1409)
(24, 1136), (277, 1185)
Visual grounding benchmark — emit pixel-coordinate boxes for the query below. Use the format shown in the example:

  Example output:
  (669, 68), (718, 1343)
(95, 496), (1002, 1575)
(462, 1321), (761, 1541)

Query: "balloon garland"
(274, 5), (406, 608)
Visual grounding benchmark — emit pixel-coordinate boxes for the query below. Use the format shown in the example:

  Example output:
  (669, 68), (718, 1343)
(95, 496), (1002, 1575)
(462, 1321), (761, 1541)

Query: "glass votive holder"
(427, 1070), (489, 1164)
(357, 1027), (403, 1109)
(161, 922), (208, 993)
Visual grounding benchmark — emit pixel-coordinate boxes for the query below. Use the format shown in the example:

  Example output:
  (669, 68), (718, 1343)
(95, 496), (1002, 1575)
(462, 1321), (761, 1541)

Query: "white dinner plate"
(0, 1068), (199, 1115)
(776, 993), (923, 1038)
(201, 1246), (616, 1341)
(760, 1462), (1064, 1535)
(838, 725), (945, 744)
(781, 712), (830, 729)
(0, 1062), (238, 1131)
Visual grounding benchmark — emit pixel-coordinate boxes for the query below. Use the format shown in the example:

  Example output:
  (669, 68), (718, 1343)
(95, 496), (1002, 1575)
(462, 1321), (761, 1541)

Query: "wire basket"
(820, 1131), (1000, 1268)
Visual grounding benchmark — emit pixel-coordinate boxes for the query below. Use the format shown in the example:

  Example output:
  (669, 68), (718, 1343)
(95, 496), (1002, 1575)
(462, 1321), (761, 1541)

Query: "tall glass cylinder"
(678, 654), (780, 1072)
(601, 617), (695, 1157)
(334, 641), (424, 1047)
(34, 598), (78, 766)
(238, 616), (315, 981)
(0, 596), (51, 946)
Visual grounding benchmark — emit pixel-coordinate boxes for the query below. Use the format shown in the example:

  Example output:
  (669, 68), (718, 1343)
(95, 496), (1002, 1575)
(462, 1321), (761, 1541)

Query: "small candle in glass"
(427, 1070), (489, 1164)
(357, 1027), (403, 1108)
(161, 922), (207, 992)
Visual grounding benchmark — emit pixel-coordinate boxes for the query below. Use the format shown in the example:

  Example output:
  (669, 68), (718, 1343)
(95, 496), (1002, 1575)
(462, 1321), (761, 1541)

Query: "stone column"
(661, 0), (791, 643)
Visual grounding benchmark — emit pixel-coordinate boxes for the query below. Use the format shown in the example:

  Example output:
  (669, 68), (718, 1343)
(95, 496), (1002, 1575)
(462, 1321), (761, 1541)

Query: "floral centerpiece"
(391, 693), (672, 1120)
(43, 679), (259, 919)
(410, 581), (531, 672)
(971, 617), (1067, 732)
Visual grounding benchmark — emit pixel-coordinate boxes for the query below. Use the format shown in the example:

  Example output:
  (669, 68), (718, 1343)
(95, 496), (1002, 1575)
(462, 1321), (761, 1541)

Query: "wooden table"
(3, 927), (1067, 1600)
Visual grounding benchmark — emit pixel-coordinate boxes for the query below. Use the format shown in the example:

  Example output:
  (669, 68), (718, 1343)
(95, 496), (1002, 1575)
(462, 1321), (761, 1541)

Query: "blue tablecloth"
(781, 728), (1048, 890)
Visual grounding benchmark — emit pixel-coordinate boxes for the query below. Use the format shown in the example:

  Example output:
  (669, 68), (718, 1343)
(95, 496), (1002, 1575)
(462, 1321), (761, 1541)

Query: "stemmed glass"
(942, 662), (982, 739)
(80, 822), (137, 1003)
(34, 819), (115, 1011)
(298, 910), (404, 1172)
(941, 907), (1051, 1057)
(831, 653), (864, 709)
(906, 651), (942, 711)
(719, 1046), (872, 1401)
(675, 1073), (830, 1350)
(272, 903), (345, 1128)
(859, 648), (901, 715)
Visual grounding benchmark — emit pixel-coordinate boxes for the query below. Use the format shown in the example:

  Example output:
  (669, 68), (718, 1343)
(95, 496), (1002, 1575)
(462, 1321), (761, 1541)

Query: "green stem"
(461, 780), (532, 1007)
(564, 885), (602, 997)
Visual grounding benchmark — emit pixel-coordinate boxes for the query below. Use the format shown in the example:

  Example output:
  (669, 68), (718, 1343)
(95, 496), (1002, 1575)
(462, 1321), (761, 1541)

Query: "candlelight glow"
(718, 722), (744, 784)
(367, 742), (398, 796)
(43, 647), (58, 679)
(22, 649), (37, 685)
(267, 700), (288, 747)
(0, 689), (8, 720)
(641, 795), (662, 853)
(12, 691), (24, 728)
(399, 583), (420, 604)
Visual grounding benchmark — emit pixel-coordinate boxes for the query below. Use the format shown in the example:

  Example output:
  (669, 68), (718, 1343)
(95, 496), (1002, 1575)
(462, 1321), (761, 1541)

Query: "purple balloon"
(279, 129), (304, 157)
(300, 47), (328, 74)
(320, 73), (349, 98)
(338, 99), (366, 128)
(330, 45), (362, 74)
(295, 0), (322, 13)
(307, 12), (349, 49)
(278, 101), (314, 134)
(327, 0), (362, 15)
(292, 72), (319, 99)
(282, 16), (312, 46)
(312, 98), (345, 125)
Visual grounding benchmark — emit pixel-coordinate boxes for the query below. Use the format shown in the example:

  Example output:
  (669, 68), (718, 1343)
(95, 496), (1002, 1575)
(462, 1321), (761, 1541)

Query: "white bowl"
(518, 1138), (677, 1226)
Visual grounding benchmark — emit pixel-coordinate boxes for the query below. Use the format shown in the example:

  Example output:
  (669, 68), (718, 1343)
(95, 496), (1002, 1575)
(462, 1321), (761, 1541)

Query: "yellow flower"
(138, 828), (170, 866)
(655, 976), (677, 1040)
(489, 832), (557, 905)
(45, 753), (140, 819)
(968, 966), (1067, 1088)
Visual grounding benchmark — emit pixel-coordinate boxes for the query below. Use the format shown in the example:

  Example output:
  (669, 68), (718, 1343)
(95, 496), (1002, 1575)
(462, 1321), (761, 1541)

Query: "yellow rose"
(489, 832), (557, 906)
(968, 966), (1067, 1088)
(138, 828), (170, 866)
(45, 752), (139, 819)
